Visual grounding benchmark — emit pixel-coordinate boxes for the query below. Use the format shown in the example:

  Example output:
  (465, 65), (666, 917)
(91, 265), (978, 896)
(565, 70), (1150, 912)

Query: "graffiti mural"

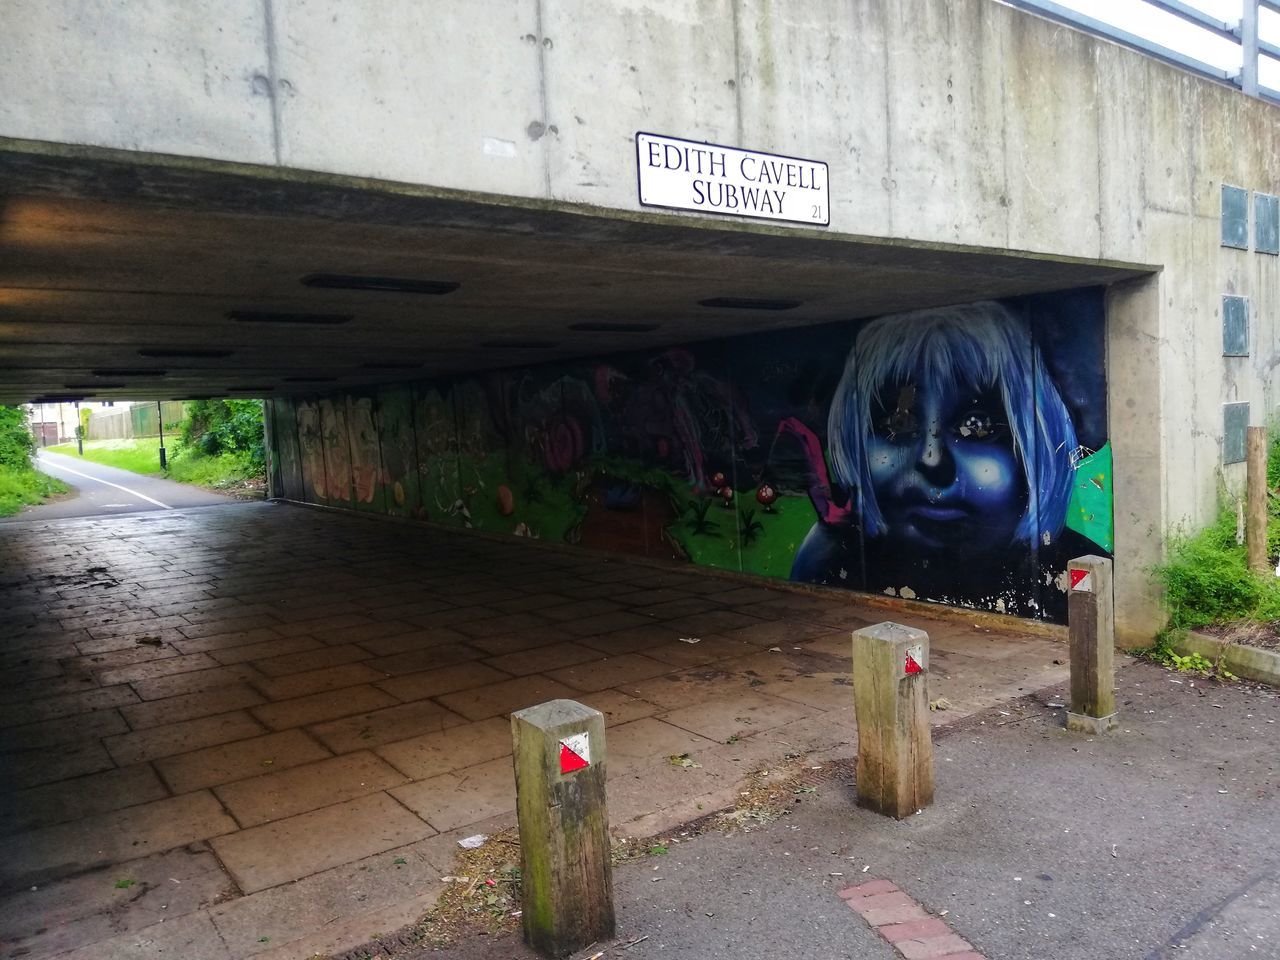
(266, 290), (1110, 623)
(376, 385), (420, 517)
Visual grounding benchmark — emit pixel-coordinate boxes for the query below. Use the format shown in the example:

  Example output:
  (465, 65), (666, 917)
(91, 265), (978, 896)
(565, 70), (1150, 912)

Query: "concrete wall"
(7, 0), (1280, 638)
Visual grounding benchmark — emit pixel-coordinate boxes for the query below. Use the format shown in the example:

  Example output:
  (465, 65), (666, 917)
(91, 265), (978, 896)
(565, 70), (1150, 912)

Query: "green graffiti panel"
(414, 382), (462, 525)
(1064, 442), (1114, 553)
(319, 397), (353, 508)
(376, 385), (420, 517)
(348, 394), (387, 514)
(296, 399), (328, 505)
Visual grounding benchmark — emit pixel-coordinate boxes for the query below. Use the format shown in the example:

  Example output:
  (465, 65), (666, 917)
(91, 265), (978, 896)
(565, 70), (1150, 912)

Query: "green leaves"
(180, 399), (265, 468)
(0, 405), (36, 470)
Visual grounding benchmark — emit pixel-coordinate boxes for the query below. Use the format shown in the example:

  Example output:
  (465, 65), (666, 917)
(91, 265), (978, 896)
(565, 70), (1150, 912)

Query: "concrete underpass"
(0, 84), (1168, 960)
(5, 0), (1280, 954)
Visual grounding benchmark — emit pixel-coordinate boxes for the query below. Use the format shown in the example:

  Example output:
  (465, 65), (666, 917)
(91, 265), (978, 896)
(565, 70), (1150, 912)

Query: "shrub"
(0, 405), (35, 470)
(180, 400), (265, 468)
(1156, 504), (1280, 628)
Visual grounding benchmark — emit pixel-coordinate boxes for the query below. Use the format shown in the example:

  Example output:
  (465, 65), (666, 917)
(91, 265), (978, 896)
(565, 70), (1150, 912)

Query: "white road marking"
(44, 460), (171, 509)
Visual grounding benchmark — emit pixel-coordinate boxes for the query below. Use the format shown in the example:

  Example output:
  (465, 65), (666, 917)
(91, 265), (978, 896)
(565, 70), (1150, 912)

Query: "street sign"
(558, 732), (590, 775)
(636, 132), (829, 226)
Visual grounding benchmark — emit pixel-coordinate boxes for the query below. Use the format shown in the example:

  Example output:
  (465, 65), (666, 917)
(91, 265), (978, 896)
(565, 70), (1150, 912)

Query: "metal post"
(157, 400), (167, 471)
(511, 699), (614, 958)
(75, 401), (83, 456)
(38, 402), (46, 447)
(1067, 555), (1118, 734)
(851, 622), (934, 819)
(1241, 0), (1260, 96)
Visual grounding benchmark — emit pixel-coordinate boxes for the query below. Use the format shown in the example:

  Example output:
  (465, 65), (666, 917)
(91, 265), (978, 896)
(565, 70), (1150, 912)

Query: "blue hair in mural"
(828, 300), (1077, 549)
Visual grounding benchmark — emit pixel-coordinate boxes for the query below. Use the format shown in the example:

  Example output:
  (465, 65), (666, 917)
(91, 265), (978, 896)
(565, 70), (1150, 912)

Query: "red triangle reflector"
(559, 742), (589, 774)
(904, 653), (922, 675)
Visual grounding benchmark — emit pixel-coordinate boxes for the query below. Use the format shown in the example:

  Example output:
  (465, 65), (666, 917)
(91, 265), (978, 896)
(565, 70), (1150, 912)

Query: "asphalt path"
(0, 450), (232, 522)
(413, 660), (1280, 960)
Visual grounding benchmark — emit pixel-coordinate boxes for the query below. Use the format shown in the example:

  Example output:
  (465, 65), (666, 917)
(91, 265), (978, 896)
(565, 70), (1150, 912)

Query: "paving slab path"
(0, 502), (1070, 959)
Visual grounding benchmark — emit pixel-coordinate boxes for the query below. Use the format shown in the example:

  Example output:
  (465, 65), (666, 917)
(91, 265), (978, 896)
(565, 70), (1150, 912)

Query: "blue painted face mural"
(865, 377), (1027, 554)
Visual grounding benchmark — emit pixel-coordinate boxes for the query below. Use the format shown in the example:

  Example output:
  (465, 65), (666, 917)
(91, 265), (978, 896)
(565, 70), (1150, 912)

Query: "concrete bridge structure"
(3, 0), (1279, 639)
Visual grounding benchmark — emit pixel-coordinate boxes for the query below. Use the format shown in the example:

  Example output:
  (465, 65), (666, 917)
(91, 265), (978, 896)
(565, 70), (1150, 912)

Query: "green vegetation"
(49, 435), (264, 491)
(1147, 487), (1280, 678)
(48, 400), (267, 493)
(1152, 505), (1280, 630)
(0, 404), (69, 517)
(180, 399), (265, 470)
(48, 437), (165, 475)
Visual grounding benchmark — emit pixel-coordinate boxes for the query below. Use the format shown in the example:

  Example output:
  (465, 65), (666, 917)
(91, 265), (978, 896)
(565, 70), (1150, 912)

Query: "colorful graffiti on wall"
(266, 290), (1112, 622)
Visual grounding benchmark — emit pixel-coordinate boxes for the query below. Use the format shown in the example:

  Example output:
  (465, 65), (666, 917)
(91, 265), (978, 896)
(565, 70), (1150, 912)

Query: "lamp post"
(75, 401), (83, 455)
(157, 400), (167, 471)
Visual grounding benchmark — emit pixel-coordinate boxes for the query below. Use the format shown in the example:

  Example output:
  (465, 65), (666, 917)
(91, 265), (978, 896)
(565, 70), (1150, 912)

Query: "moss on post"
(511, 699), (614, 958)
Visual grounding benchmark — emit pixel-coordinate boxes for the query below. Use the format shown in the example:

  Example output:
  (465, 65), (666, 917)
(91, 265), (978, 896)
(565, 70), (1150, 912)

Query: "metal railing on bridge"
(1004, 0), (1280, 103)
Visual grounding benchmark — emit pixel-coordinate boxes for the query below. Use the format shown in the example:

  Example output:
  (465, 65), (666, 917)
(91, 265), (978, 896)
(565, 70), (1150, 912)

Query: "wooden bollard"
(1066, 555), (1118, 734)
(511, 700), (614, 958)
(1247, 426), (1269, 574)
(852, 622), (934, 819)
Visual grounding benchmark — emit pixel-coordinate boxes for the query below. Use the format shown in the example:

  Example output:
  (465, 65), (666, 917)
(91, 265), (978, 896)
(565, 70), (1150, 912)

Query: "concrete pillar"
(851, 622), (934, 819)
(510, 699), (614, 959)
(1105, 277), (1167, 645)
(1067, 555), (1118, 734)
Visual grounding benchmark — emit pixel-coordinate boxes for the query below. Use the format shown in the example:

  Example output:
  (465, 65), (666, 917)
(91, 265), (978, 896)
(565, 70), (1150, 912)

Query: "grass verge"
(0, 465), (69, 517)
(47, 438), (264, 492)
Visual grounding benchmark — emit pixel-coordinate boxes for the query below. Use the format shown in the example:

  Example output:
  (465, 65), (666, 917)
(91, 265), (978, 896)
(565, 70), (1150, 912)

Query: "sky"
(1046, 0), (1280, 90)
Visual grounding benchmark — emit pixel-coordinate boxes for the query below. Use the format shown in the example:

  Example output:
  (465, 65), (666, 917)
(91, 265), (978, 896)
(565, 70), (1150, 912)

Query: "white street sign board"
(636, 132), (829, 227)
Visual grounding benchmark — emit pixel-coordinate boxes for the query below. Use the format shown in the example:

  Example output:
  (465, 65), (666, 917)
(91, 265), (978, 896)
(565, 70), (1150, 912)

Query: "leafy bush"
(1155, 505), (1280, 628)
(180, 399), (265, 467)
(0, 405), (35, 470)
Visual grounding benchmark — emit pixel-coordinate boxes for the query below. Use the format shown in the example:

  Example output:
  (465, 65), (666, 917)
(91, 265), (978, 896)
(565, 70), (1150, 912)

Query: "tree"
(0, 405), (35, 470)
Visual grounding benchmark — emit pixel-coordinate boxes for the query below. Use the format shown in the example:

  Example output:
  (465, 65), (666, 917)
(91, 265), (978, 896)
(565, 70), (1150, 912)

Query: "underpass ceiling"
(0, 142), (1154, 405)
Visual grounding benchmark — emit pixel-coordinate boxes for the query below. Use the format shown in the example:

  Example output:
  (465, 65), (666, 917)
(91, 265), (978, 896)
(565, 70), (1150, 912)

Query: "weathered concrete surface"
(397, 660), (1280, 960)
(0, 501), (1069, 960)
(1179, 631), (1280, 688)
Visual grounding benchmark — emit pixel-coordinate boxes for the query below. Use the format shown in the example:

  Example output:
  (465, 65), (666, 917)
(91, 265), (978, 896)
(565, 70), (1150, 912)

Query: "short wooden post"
(1247, 426), (1269, 574)
(511, 700), (614, 958)
(1066, 555), (1118, 734)
(851, 622), (933, 819)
